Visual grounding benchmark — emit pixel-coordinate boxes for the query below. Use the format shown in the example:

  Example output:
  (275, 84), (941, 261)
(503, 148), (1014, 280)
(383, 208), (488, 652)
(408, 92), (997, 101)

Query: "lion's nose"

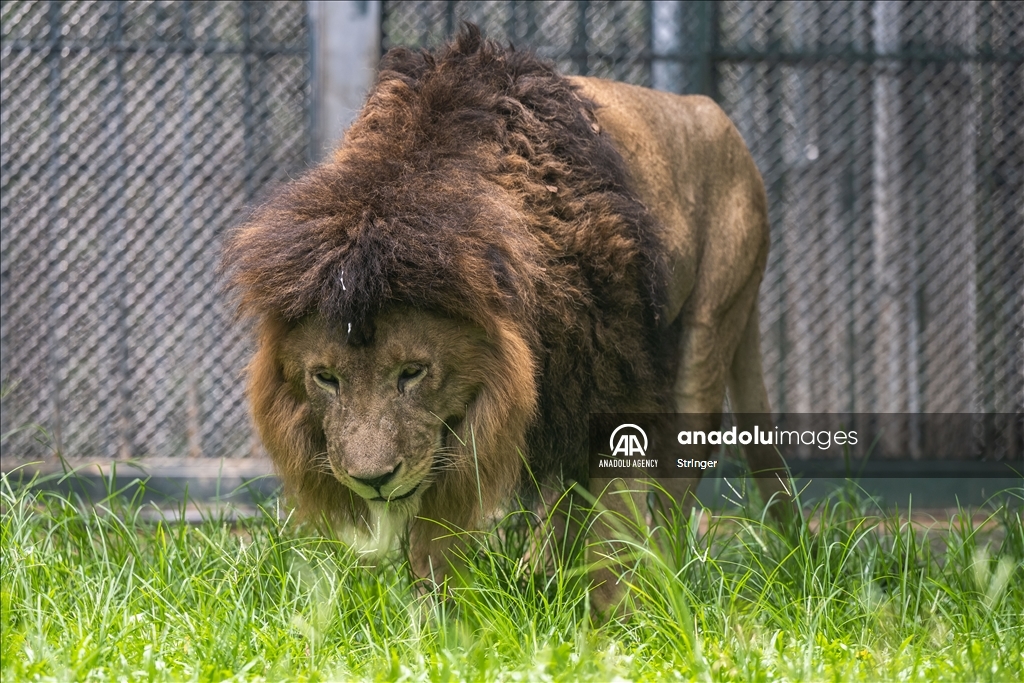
(349, 463), (400, 490)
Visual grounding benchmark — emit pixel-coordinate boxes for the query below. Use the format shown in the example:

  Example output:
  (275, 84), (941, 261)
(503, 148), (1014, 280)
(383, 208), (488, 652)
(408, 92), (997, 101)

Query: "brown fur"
(224, 26), (790, 603)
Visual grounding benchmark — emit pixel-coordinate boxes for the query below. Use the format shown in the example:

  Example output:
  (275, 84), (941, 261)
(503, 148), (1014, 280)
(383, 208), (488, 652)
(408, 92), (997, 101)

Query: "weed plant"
(1, 467), (1022, 682)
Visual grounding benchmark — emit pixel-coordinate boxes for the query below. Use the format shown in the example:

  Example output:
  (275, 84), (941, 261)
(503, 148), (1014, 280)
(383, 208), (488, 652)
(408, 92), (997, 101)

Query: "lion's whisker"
(307, 450), (337, 476)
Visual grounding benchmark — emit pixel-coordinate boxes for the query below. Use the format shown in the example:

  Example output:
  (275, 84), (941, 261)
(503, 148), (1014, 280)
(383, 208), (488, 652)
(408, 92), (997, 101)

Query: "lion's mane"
(225, 25), (681, 535)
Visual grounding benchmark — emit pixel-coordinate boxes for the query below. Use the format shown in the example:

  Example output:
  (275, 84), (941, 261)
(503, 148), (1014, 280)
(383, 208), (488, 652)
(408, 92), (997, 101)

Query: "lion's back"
(569, 77), (769, 324)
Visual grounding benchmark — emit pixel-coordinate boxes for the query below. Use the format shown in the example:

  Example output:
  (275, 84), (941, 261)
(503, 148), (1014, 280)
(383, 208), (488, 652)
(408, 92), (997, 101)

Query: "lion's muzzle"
(340, 455), (433, 504)
(368, 482), (420, 503)
(348, 463), (400, 491)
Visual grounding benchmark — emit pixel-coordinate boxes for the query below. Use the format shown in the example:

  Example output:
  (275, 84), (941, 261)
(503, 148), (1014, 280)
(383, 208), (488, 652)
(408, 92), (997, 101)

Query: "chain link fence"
(2, 1), (1021, 465)
(1, 0), (310, 462)
(382, 0), (1024, 425)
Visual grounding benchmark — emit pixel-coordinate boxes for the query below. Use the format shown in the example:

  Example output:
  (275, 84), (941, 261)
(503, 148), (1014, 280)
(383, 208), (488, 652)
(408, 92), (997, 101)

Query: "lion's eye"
(313, 371), (340, 393)
(397, 364), (427, 393)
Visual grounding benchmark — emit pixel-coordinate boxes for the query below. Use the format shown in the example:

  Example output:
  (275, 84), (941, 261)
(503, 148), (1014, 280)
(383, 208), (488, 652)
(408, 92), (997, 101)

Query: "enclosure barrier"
(2, 0), (310, 461)
(2, 1), (1021, 466)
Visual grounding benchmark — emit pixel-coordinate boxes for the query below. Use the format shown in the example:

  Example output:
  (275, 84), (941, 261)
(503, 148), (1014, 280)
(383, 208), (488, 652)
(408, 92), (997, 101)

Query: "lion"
(224, 25), (792, 610)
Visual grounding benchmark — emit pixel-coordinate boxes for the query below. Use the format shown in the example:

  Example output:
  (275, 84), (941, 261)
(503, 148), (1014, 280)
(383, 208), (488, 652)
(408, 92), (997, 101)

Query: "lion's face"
(279, 307), (493, 510)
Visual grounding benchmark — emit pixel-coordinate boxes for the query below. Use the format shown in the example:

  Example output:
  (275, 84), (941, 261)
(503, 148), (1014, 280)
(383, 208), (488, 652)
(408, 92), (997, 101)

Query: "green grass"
(1, 470), (1021, 682)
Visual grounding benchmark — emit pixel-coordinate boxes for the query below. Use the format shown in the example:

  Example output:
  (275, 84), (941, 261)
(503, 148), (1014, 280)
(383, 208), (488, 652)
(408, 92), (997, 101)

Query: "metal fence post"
(308, 0), (381, 160)
(45, 0), (64, 454)
(696, 0), (718, 99)
(572, 0), (590, 76)
(651, 1), (682, 93)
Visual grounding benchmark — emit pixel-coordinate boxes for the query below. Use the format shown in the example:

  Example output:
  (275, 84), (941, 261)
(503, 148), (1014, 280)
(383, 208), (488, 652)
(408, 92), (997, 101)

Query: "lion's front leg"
(407, 516), (466, 594)
(585, 475), (661, 618)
